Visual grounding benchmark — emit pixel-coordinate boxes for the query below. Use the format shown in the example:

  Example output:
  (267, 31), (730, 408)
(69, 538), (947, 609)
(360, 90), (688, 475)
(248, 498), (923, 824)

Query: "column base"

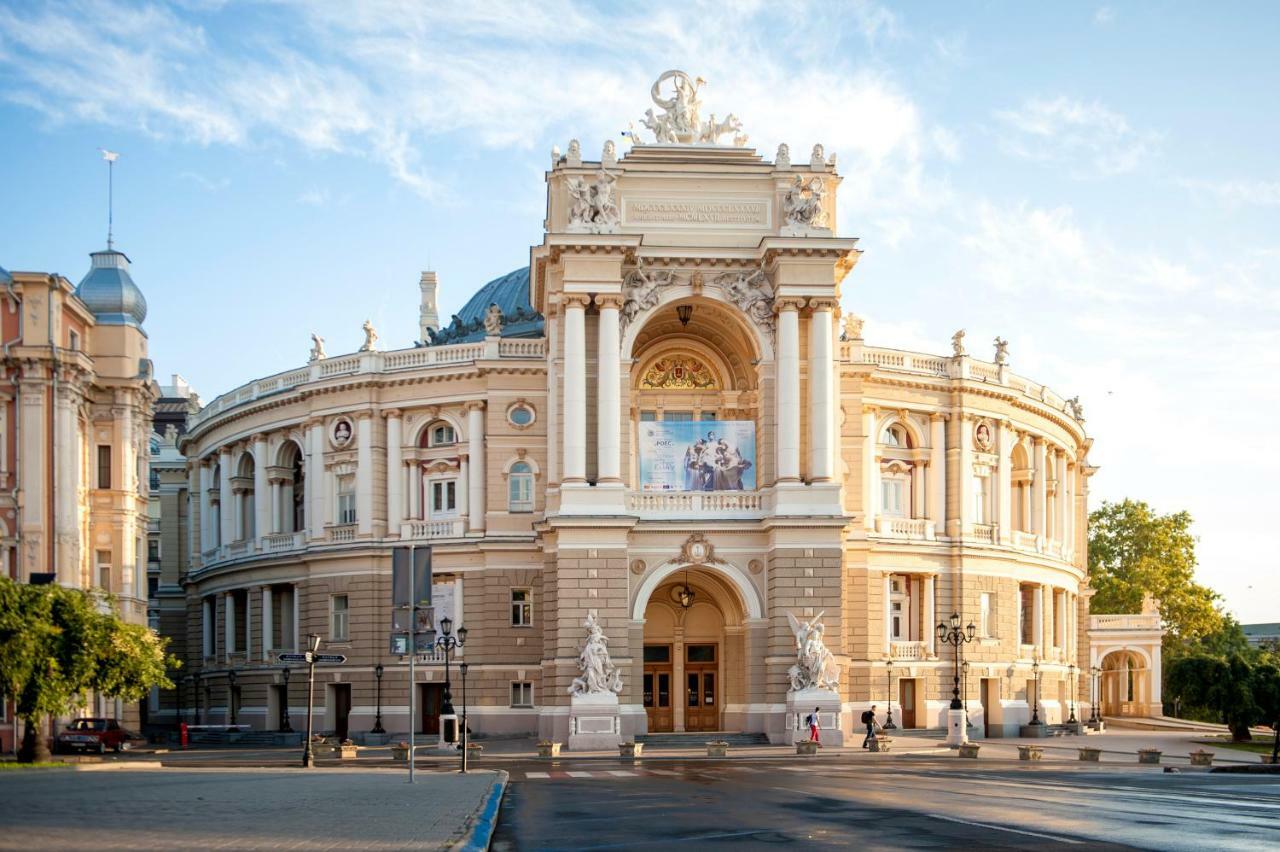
(558, 482), (626, 515)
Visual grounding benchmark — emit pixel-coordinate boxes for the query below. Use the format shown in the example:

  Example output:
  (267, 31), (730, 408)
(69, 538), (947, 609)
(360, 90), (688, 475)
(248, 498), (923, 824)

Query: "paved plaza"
(0, 767), (503, 851)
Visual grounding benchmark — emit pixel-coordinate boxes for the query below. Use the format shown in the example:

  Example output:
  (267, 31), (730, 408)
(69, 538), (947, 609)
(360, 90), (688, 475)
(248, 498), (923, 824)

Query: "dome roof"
(0, 265), (10, 285)
(75, 249), (147, 328)
(427, 266), (543, 346)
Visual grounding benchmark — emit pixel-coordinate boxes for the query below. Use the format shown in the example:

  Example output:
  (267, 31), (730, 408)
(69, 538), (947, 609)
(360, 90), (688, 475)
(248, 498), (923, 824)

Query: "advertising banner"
(638, 420), (756, 491)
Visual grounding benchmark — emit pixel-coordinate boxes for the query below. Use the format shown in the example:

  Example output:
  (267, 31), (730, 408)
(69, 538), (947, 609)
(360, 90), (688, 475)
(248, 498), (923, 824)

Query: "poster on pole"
(638, 420), (756, 492)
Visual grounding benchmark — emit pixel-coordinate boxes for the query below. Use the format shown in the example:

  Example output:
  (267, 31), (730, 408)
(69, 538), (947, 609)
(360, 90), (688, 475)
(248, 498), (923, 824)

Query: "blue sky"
(2, 1), (1277, 621)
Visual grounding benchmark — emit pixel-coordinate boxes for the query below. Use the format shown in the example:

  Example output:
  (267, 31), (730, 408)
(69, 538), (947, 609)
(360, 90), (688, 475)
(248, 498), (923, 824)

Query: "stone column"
(199, 461), (212, 552)
(188, 463), (200, 561)
(356, 412), (373, 535)
(386, 410), (403, 533)
(307, 420), (325, 539)
(775, 299), (802, 483)
(1032, 585), (1044, 654)
(262, 585), (274, 660)
(929, 414), (946, 537)
(224, 591), (236, 660)
(807, 299), (836, 482)
(924, 574), (937, 657)
(997, 421), (1013, 543)
(958, 415), (973, 535)
(408, 460), (422, 520)
(467, 402), (486, 532)
(863, 407), (879, 530)
(562, 294), (589, 484)
(1032, 437), (1047, 539)
(1055, 450), (1068, 546)
(595, 294), (623, 485)
(218, 448), (234, 546)
(253, 435), (269, 540)
(883, 573), (893, 656)
(911, 464), (925, 519)
(459, 455), (470, 520)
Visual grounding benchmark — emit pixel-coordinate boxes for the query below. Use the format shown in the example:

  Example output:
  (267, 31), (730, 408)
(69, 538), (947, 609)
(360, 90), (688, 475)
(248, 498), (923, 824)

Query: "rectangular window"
(97, 445), (112, 489)
(510, 682), (533, 708)
(639, 410), (657, 422)
(147, 577), (159, 600)
(511, 589), (532, 626)
(664, 411), (694, 422)
(973, 476), (988, 524)
(337, 475), (356, 524)
(700, 411), (717, 421)
(508, 474), (533, 513)
(881, 479), (904, 516)
(330, 595), (349, 641)
(643, 645), (671, 664)
(1019, 586), (1035, 645)
(68, 330), (80, 351)
(431, 479), (457, 515)
(686, 644), (716, 663)
(979, 592), (994, 638)
(96, 550), (112, 592)
(148, 538), (161, 563)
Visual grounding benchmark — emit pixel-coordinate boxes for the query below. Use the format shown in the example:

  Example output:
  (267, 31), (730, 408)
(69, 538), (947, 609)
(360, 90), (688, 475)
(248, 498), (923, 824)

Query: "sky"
(1, 1), (1277, 622)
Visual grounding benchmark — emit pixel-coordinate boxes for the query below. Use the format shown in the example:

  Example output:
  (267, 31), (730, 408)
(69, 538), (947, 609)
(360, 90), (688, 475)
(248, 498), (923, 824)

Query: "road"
(491, 757), (1280, 850)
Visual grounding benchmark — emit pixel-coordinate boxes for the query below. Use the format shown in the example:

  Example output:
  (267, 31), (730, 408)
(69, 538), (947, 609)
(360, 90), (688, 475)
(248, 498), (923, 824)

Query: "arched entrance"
(638, 565), (751, 733)
(1099, 649), (1152, 717)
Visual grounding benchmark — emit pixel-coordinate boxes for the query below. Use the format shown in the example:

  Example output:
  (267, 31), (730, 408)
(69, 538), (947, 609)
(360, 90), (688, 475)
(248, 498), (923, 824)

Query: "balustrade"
(625, 491), (765, 518)
(890, 641), (927, 660)
(400, 519), (466, 540)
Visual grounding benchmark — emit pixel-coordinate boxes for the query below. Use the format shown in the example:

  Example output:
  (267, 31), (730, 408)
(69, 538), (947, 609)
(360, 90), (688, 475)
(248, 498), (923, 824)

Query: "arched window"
(424, 421), (456, 447)
(509, 462), (534, 513)
(881, 424), (907, 447)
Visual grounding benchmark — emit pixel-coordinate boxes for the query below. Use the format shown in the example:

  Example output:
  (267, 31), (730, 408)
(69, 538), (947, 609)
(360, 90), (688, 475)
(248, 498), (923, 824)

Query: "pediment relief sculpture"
(566, 169), (620, 233)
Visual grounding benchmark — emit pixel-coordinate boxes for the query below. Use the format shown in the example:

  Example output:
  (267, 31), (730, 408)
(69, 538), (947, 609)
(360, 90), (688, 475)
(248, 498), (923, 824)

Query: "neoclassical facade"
(176, 74), (1101, 743)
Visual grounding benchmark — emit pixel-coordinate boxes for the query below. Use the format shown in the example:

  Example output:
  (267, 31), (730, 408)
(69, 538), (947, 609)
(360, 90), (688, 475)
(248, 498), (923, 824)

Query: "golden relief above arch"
(639, 353), (720, 390)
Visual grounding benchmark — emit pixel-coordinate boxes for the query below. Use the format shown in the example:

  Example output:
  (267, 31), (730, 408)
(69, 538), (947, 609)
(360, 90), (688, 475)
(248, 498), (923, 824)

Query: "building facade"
(176, 74), (1099, 744)
(0, 248), (156, 751)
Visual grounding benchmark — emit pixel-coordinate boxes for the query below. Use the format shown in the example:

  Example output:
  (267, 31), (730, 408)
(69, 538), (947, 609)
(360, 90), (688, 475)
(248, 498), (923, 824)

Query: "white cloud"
(1178, 177), (1280, 208)
(994, 96), (1157, 177)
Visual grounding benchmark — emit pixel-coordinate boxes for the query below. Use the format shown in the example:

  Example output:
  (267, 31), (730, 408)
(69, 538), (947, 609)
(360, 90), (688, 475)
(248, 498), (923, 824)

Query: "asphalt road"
(491, 757), (1280, 850)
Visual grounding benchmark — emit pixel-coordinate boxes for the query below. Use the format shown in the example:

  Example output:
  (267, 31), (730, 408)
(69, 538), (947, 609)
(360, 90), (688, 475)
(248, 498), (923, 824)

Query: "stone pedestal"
(1019, 723), (1048, 738)
(777, 688), (844, 747)
(568, 693), (621, 751)
(945, 708), (969, 747)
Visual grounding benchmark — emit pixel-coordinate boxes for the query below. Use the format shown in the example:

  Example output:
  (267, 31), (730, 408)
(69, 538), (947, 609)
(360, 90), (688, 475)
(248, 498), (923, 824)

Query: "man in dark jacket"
(861, 705), (878, 748)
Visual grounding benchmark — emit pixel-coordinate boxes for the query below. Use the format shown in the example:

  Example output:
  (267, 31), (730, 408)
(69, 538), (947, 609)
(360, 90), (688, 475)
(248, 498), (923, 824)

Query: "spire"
(99, 149), (120, 250)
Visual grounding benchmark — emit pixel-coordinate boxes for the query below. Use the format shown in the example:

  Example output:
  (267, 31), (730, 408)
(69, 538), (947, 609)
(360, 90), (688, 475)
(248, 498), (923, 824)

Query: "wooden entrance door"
(684, 644), (719, 732)
(420, 684), (444, 735)
(333, 684), (351, 740)
(643, 645), (673, 732)
(899, 678), (917, 728)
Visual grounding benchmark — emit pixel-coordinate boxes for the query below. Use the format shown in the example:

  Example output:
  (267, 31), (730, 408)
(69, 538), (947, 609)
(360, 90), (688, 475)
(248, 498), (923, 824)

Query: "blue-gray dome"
(75, 249), (147, 328)
(0, 265), (10, 285)
(427, 267), (543, 346)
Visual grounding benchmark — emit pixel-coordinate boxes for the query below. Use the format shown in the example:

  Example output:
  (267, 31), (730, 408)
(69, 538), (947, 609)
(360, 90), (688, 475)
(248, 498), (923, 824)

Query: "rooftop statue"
(484, 303), (504, 336)
(360, 320), (378, 352)
(309, 332), (326, 362)
(993, 336), (1009, 365)
(639, 70), (748, 146)
(952, 329), (966, 357)
(782, 174), (828, 231)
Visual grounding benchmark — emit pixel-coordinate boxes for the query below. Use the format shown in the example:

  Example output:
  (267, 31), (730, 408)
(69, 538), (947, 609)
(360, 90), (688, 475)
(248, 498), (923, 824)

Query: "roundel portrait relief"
(331, 418), (354, 448)
(974, 419), (994, 452)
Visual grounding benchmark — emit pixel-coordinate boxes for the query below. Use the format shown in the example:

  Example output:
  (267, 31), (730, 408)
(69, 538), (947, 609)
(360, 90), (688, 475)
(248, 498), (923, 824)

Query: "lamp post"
(459, 661), (470, 774)
(1029, 656), (1043, 726)
(962, 660), (971, 728)
(181, 675), (194, 726)
(371, 663), (386, 734)
(1067, 663), (1078, 725)
(1089, 665), (1101, 725)
(434, 617), (467, 744)
(935, 612), (976, 746)
(227, 670), (238, 727)
(280, 666), (293, 732)
(301, 633), (322, 768)
(883, 666), (897, 730)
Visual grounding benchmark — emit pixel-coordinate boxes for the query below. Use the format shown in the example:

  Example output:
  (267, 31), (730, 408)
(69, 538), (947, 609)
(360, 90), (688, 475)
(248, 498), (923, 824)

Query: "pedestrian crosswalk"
(517, 763), (851, 782)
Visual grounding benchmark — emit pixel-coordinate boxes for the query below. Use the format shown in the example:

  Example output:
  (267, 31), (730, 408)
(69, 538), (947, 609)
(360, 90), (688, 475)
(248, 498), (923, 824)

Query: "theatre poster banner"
(638, 421), (756, 492)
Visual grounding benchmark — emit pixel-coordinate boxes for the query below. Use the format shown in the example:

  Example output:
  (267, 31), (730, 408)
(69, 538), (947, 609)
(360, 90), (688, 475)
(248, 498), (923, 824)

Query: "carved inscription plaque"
(623, 196), (771, 228)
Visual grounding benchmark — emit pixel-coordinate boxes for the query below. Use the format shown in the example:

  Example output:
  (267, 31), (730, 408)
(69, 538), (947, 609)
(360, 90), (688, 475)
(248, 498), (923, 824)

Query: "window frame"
(97, 445), (112, 490)
(330, 594), (350, 642)
(336, 474), (356, 525)
(429, 478), (458, 517)
(510, 681), (534, 708)
(508, 462), (534, 513)
(428, 423), (456, 447)
(979, 591), (995, 638)
(510, 588), (533, 627)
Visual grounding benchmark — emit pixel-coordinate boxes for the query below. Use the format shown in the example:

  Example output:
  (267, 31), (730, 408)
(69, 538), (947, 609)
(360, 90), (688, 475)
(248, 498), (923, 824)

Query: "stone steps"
(636, 731), (770, 748)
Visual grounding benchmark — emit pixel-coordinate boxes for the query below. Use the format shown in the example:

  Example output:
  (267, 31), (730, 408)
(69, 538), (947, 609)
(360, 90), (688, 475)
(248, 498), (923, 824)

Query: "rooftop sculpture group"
(637, 70), (748, 147)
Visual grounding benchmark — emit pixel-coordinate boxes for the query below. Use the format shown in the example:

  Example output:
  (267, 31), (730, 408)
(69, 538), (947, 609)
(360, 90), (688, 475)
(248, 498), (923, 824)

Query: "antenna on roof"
(99, 148), (120, 250)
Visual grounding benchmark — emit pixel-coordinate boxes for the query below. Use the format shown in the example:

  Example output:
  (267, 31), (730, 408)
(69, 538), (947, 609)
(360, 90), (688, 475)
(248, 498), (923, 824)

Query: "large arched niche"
(626, 291), (770, 383)
(632, 561), (760, 622)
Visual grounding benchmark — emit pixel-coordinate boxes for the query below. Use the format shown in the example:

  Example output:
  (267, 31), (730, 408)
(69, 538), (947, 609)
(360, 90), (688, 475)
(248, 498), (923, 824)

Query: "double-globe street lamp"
(435, 617), (468, 744)
(936, 612), (976, 746)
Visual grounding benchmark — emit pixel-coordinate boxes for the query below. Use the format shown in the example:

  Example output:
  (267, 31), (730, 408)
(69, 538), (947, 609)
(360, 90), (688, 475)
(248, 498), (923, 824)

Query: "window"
(508, 405), (535, 427)
(96, 550), (112, 592)
(665, 411), (694, 422)
(510, 682), (533, 708)
(97, 445), (112, 489)
(639, 410), (657, 422)
(1019, 586), (1035, 645)
(330, 595), (349, 641)
(429, 423), (455, 446)
(202, 598), (215, 658)
(430, 479), (457, 516)
(973, 475), (988, 524)
(68, 330), (80, 351)
(700, 411), (717, 421)
(881, 425), (905, 447)
(508, 462), (534, 512)
(148, 538), (161, 563)
(337, 475), (356, 524)
(979, 592), (995, 638)
(880, 478), (905, 516)
(687, 644), (716, 663)
(148, 577), (159, 600)
(511, 589), (532, 626)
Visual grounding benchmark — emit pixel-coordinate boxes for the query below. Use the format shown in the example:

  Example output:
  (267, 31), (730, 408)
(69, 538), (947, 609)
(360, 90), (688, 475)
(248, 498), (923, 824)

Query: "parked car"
(54, 718), (136, 754)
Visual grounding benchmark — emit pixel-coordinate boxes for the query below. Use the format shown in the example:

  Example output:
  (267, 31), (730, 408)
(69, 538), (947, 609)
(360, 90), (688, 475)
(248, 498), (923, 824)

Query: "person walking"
(806, 707), (821, 744)
(861, 705), (879, 748)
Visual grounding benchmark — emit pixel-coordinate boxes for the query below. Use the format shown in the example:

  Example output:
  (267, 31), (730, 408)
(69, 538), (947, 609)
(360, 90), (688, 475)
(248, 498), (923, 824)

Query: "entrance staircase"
(637, 731), (770, 748)
(188, 730), (303, 747)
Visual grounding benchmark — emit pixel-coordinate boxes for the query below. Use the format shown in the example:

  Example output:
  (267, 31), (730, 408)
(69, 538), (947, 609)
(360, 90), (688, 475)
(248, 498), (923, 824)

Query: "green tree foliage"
(1088, 499), (1224, 643)
(1167, 652), (1280, 740)
(0, 577), (177, 762)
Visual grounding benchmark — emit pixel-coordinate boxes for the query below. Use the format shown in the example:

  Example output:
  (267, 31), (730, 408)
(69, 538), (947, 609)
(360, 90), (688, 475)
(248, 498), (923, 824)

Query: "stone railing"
(890, 641), (928, 660)
(1018, 643), (1039, 659)
(1089, 614), (1161, 631)
(874, 516), (935, 541)
(1012, 530), (1040, 551)
(327, 524), (358, 543)
(969, 523), (998, 543)
(227, 539), (255, 558)
(262, 531), (305, 553)
(188, 338), (546, 431)
(626, 490), (766, 518)
(400, 519), (467, 540)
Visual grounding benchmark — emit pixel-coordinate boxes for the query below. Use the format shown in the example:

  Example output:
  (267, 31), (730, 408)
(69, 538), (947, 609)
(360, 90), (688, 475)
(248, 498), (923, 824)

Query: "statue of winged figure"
(786, 610), (840, 692)
(568, 612), (624, 697)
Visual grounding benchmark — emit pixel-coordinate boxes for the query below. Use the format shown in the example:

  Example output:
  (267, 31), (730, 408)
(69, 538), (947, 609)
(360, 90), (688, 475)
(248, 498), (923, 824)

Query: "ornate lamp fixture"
(678, 566), (695, 609)
(676, 304), (693, 326)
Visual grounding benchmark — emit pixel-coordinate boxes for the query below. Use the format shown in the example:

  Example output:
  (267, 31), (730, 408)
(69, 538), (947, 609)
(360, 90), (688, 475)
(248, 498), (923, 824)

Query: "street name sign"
(277, 652), (347, 664)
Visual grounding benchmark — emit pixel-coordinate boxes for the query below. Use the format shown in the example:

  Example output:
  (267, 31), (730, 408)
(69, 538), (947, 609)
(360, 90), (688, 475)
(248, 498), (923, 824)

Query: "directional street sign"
(277, 652), (347, 664)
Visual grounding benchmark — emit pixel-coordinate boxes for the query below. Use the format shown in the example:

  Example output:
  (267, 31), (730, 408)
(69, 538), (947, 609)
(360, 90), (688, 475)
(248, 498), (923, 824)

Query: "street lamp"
(962, 660), (971, 727)
(936, 612), (976, 747)
(1089, 665), (1101, 725)
(883, 666), (897, 730)
(434, 618), (467, 744)
(301, 633), (322, 768)
(280, 667), (293, 732)
(459, 661), (470, 774)
(1067, 663), (1078, 725)
(1029, 656), (1043, 726)
(371, 663), (386, 734)
(181, 674), (194, 726)
(228, 670), (238, 727)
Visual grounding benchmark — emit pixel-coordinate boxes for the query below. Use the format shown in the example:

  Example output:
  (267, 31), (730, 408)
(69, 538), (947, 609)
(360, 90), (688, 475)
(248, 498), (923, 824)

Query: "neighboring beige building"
(176, 73), (1106, 743)
(0, 247), (156, 750)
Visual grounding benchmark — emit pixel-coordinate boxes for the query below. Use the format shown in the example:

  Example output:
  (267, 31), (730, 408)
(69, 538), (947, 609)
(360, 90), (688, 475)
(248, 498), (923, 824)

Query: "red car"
(54, 718), (134, 754)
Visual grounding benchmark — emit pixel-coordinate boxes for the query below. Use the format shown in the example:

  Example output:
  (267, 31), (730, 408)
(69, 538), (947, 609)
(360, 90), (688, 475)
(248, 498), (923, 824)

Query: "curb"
(452, 770), (508, 852)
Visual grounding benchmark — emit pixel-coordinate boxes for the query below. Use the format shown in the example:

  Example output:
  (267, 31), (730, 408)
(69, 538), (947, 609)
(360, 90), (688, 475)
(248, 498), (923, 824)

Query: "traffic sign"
(277, 652), (346, 664)
(314, 654), (347, 663)
(278, 653), (309, 662)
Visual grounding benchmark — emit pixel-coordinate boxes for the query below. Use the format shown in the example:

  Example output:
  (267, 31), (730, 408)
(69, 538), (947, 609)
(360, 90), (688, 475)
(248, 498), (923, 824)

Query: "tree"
(1088, 499), (1225, 643)
(1167, 652), (1280, 741)
(0, 576), (177, 762)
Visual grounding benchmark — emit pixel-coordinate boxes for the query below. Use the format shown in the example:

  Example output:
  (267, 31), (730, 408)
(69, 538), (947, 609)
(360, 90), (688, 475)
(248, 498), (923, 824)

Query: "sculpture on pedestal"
(993, 336), (1009, 365)
(638, 70), (749, 146)
(568, 612), (623, 697)
(360, 320), (378, 352)
(309, 333), (326, 362)
(1066, 395), (1086, 423)
(782, 175), (828, 231)
(951, 329), (966, 357)
(786, 610), (840, 691)
(566, 170), (620, 233)
(484, 303), (504, 336)
(842, 313), (864, 341)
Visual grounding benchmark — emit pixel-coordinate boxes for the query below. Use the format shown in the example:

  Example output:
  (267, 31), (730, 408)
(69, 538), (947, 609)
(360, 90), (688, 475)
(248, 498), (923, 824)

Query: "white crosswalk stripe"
(566, 771), (593, 778)
(524, 771), (550, 779)
(606, 770), (638, 776)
